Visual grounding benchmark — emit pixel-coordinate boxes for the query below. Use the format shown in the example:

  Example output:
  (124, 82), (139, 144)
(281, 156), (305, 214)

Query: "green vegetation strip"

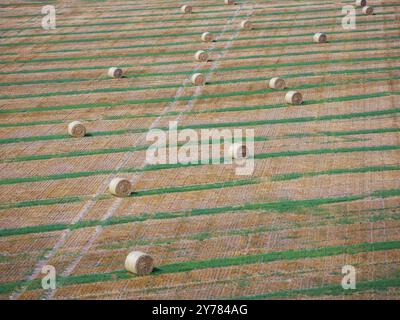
(1, 187), (399, 238)
(1, 65), (399, 116)
(0, 16), (395, 47)
(133, 55), (400, 79)
(271, 164), (400, 182)
(1, 239), (399, 295)
(0, 119), (397, 184)
(1, 3), (383, 23)
(2, 47), (398, 88)
(2, 152), (398, 216)
(0, 3), (369, 32)
(1, 63), (399, 101)
(0, 178), (260, 210)
(1, 135), (267, 161)
(3, 107), (400, 164)
(35, 3), (400, 25)
(97, 205), (400, 251)
(233, 276), (400, 299)
(1, 46), (399, 89)
(1, 65), (399, 129)
(0, 32), (398, 64)
(0, 87), (270, 114)
(0, 14), (388, 41)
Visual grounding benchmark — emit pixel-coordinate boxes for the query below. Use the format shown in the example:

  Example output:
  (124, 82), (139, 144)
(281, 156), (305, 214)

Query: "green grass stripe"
(132, 178), (260, 197)
(0, 3), (369, 32)
(371, 189), (400, 198)
(0, 195), (84, 210)
(1, 65), (399, 130)
(0, 81), (183, 100)
(1, 140), (400, 210)
(0, 188), (398, 239)
(284, 127), (400, 139)
(2, 48), (398, 89)
(1, 109), (398, 184)
(2, 106), (399, 163)
(178, 102), (400, 129)
(97, 204), (400, 251)
(1, 5), (237, 19)
(0, 46), (368, 76)
(4, 16), (395, 58)
(39, 3), (400, 25)
(0, 0), (238, 13)
(3, 113), (398, 162)
(0, 87), (272, 114)
(134, 55), (400, 78)
(0, 128), (149, 144)
(1, 4), (243, 20)
(233, 276), (400, 299)
(0, 119), (65, 128)
(1, 135), (267, 161)
(0, 178), (259, 210)
(1, 32), (398, 64)
(0, 1), (243, 23)
(0, 14), (395, 44)
(1, 71), (399, 116)
(253, 145), (400, 161)
(271, 164), (400, 182)
(57, 0), (356, 18)
(2, 239), (399, 294)
(1, 69), (398, 101)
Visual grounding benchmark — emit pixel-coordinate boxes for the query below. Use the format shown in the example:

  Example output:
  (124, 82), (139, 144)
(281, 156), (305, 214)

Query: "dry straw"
(109, 178), (132, 197)
(230, 143), (248, 160)
(356, 0), (367, 7)
(201, 32), (214, 42)
(362, 6), (373, 15)
(285, 91), (303, 105)
(68, 121), (86, 138)
(108, 67), (123, 78)
(313, 32), (327, 43)
(194, 50), (209, 62)
(240, 20), (252, 30)
(224, 0), (235, 4)
(269, 77), (286, 90)
(181, 5), (192, 13)
(125, 251), (154, 275)
(191, 73), (205, 85)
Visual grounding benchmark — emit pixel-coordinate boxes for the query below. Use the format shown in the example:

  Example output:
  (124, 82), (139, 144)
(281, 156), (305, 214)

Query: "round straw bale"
(356, 0), (367, 7)
(225, 0), (235, 4)
(125, 251), (154, 275)
(194, 50), (209, 62)
(108, 67), (123, 78)
(201, 32), (214, 42)
(285, 91), (303, 105)
(181, 5), (192, 13)
(269, 77), (286, 90)
(109, 178), (131, 197)
(68, 121), (86, 138)
(362, 6), (373, 15)
(229, 143), (248, 160)
(313, 32), (327, 43)
(240, 20), (252, 30)
(191, 73), (205, 85)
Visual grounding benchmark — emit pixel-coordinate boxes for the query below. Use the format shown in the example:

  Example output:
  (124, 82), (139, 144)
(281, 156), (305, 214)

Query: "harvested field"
(0, 0), (399, 300)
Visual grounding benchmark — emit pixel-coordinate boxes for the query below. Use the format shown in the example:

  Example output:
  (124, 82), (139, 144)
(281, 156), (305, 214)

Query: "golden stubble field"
(0, 0), (399, 300)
